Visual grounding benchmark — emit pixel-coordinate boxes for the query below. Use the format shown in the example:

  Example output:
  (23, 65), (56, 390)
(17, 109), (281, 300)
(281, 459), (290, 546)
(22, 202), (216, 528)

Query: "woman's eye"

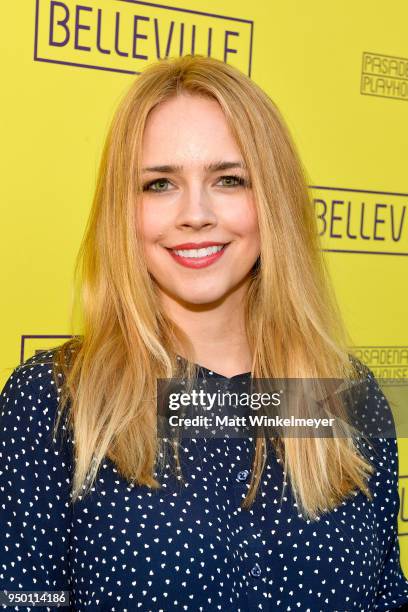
(217, 175), (249, 188)
(142, 178), (172, 193)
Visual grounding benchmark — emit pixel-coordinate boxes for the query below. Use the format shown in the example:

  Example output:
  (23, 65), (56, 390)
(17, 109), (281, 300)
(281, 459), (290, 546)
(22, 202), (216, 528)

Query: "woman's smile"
(165, 242), (231, 269)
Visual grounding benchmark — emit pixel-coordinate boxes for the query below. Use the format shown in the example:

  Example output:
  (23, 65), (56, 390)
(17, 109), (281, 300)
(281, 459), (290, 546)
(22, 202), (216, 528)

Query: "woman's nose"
(175, 185), (217, 229)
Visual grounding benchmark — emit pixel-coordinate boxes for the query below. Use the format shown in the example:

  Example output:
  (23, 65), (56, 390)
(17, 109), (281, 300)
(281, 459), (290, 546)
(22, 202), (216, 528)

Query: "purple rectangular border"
(34, 0), (254, 77)
(20, 334), (72, 365)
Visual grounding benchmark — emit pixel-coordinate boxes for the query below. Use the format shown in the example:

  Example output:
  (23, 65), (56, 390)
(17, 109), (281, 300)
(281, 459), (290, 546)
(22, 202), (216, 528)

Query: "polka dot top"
(1, 350), (408, 611)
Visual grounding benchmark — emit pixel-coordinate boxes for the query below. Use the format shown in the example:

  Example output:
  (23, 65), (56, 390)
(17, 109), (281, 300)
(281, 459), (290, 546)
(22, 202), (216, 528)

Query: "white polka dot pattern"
(1, 350), (408, 611)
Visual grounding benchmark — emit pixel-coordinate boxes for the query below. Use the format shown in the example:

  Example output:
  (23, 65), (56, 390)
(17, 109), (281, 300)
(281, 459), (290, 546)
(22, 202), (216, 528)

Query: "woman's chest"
(68, 441), (384, 611)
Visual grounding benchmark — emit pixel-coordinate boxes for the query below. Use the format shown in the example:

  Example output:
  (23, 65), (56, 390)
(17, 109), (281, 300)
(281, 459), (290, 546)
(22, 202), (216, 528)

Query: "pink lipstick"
(166, 241), (229, 269)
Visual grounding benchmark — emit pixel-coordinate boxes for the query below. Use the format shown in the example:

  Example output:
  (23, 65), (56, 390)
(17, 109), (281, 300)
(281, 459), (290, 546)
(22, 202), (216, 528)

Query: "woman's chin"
(172, 289), (229, 308)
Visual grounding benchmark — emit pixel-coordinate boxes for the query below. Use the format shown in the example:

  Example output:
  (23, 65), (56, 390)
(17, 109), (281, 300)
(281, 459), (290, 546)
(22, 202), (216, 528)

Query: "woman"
(1, 54), (408, 611)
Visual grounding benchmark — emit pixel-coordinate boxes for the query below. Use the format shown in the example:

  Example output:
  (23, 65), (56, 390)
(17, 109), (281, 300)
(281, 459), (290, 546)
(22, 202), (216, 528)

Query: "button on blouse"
(1, 350), (408, 611)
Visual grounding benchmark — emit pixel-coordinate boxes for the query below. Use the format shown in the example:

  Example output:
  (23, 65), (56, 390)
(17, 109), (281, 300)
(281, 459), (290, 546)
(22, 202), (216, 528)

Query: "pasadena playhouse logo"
(361, 52), (408, 101)
(354, 346), (408, 380)
(34, 0), (253, 75)
(311, 185), (407, 256)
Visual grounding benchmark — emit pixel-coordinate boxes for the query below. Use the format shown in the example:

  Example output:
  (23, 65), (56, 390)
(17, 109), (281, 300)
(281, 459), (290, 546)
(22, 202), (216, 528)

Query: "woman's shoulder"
(346, 353), (398, 439)
(0, 348), (69, 451)
(345, 356), (401, 502)
(0, 352), (74, 594)
(1, 348), (62, 397)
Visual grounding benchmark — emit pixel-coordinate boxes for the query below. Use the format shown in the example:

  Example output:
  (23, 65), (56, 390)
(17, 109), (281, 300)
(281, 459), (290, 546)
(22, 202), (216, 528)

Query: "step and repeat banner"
(1, 0), (407, 567)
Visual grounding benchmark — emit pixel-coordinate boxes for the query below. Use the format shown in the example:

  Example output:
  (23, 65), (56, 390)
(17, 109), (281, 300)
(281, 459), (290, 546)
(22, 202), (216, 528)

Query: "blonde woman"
(1, 54), (408, 611)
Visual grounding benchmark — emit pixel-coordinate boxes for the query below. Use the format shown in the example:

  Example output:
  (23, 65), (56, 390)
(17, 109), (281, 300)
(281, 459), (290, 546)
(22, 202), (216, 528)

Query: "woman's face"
(138, 92), (260, 306)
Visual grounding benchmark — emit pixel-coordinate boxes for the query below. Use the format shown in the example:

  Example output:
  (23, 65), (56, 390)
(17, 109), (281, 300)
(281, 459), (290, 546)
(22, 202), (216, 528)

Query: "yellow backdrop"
(1, 0), (407, 569)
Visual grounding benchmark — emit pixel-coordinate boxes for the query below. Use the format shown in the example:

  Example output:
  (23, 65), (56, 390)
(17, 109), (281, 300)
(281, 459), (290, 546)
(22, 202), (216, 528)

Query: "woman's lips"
(166, 244), (229, 269)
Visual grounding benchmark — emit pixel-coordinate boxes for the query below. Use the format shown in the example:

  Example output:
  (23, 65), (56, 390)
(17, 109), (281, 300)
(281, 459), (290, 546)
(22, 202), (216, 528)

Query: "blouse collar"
(176, 354), (251, 381)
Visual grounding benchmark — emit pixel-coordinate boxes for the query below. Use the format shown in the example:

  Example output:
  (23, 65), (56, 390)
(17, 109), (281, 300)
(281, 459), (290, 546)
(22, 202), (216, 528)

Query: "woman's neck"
(159, 288), (253, 378)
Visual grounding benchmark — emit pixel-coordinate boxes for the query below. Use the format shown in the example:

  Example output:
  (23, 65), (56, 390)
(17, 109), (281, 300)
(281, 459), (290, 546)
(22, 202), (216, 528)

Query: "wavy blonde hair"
(51, 54), (376, 520)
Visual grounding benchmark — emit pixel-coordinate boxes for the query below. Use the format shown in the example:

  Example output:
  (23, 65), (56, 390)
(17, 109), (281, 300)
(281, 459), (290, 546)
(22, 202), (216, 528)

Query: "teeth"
(173, 245), (225, 258)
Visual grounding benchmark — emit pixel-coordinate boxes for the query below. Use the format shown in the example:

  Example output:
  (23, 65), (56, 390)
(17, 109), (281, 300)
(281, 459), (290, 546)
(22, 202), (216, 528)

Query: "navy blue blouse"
(1, 350), (408, 611)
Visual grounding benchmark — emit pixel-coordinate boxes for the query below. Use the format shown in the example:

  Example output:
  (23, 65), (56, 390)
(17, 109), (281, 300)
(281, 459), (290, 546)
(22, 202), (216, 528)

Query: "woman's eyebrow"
(141, 161), (247, 173)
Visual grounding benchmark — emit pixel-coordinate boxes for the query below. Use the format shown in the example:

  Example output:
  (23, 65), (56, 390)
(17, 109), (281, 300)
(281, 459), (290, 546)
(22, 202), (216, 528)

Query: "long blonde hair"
(51, 54), (376, 520)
